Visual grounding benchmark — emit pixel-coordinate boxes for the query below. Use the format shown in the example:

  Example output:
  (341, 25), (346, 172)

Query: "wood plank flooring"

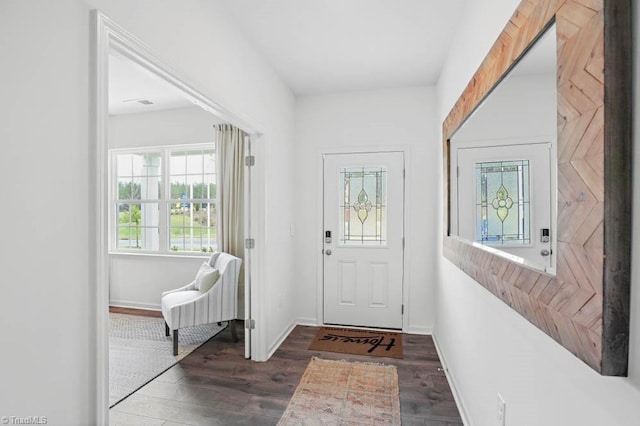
(110, 323), (463, 425)
(109, 306), (164, 318)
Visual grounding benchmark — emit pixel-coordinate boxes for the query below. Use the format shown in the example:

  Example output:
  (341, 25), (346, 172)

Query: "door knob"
(326, 249), (332, 256)
(540, 249), (550, 256)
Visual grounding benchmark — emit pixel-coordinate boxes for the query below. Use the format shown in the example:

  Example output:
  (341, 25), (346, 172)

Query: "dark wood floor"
(109, 306), (164, 318)
(110, 319), (463, 425)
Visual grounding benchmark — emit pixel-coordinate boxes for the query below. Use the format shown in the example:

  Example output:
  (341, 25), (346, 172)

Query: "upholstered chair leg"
(173, 329), (179, 356)
(165, 322), (170, 337)
(230, 319), (238, 343)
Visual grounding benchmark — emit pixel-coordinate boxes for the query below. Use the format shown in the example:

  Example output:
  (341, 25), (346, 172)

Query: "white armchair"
(161, 252), (242, 355)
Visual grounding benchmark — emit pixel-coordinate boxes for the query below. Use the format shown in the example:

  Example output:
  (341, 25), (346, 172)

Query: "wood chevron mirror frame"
(442, 0), (631, 375)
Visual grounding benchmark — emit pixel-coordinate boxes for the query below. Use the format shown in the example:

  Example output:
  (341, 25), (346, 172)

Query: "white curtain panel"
(216, 124), (246, 316)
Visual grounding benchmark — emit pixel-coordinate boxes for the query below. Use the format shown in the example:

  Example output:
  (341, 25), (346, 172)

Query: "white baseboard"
(405, 325), (433, 335)
(267, 319), (297, 359)
(295, 318), (431, 334)
(296, 317), (319, 327)
(109, 300), (161, 311)
(432, 333), (472, 426)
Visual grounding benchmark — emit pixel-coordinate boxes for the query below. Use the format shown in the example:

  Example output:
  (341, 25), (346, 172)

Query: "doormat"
(308, 326), (403, 359)
(278, 357), (401, 425)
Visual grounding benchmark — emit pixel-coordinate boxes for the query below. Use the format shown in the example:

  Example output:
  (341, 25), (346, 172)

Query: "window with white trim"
(111, 144), (217, 254)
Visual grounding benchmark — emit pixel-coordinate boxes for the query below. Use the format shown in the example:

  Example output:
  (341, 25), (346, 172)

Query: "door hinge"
(246, 319), (256, 329)
(401, 305), (404, 315)
(402, 237), (405, 249)
(245, 238), (255, 249)
(403, 169), (406, 179)
(245, 155), (255, 167)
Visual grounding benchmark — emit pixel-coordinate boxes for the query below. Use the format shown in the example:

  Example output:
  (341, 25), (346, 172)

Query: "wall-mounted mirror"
(449, 24), (557, 274)
(442, 0), (631, 376)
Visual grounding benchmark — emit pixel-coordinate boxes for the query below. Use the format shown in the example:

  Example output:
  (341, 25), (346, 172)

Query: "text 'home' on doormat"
(308, 326), (403, 359)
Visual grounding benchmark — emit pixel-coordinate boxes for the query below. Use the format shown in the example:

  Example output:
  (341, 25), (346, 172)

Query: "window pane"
(139, 176), (161, 200)
(170, 178), (187, 200)
(169, 202), (217, 253)
(170, 149), (215, 202)
(185, 152), (205, 175)
(204, 172), (216, 186)
(170, 152), (186, 176)
(130, 154), (144, 176)
(116, 153), (161, 201)
(475, 160), (530, 245)
(129, 153), (154, 176)
(338, 166), (387, 246)
(118, 154), (133, 175)
(203, 152), (215, 174)
(116, 203), (160, 250)
(131, 177), (143, 200)
(117, 179), (132, 200)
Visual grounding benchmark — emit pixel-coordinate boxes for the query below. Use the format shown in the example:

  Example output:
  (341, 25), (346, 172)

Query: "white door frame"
(92, 11), (265, 424)
(316, 147), (409, 332)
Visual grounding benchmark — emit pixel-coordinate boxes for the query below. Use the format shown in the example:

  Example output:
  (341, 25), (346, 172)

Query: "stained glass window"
(339, 167), (387, 246)
(475, 160), (530, 245)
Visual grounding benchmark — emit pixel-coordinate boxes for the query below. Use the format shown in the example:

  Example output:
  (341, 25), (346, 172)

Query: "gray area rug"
(109, 313), (224, 407)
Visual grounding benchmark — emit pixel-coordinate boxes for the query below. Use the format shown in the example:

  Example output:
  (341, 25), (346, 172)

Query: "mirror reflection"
(449, 24), (557, 274)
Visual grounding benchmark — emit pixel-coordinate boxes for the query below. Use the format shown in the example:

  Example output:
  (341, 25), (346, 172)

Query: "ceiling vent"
(122, 98), (154, 105)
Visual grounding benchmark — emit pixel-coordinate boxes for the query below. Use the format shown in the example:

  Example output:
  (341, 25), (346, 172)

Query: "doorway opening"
(93, 10), (262, 422)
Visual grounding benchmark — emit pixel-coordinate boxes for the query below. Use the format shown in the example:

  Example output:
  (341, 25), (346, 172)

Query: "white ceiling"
(108, 51), (194, 115)
(220, 0), (467, 95)
(108, 2), (559, 116)
(109, 1), (470, 113)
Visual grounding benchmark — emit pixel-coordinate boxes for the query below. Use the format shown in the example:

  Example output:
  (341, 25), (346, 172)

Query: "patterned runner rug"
(109, 313), (224, 408)
(309, 326), (403, 358)
(278, 357), (401, 425)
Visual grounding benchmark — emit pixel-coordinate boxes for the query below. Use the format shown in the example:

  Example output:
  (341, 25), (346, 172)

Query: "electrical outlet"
(497, 393), (506, 426)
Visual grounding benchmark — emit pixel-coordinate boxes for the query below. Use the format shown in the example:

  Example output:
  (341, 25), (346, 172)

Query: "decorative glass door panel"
(475, 160), (530, 245)
(339, 167), (387, 246)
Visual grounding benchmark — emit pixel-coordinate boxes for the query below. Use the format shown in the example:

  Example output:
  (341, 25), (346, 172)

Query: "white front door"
(323, 152), (404, 329)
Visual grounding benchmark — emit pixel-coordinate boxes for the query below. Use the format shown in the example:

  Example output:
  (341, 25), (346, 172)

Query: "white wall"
(294, 87), (439, 333)
(435, 1), (640, 425)
(0, 0), (295, 423)
(109, 254), (207, 310)
(108, 106), (218, 309)
(108, 106), (217, 149)
(109, 258), (209, 313)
